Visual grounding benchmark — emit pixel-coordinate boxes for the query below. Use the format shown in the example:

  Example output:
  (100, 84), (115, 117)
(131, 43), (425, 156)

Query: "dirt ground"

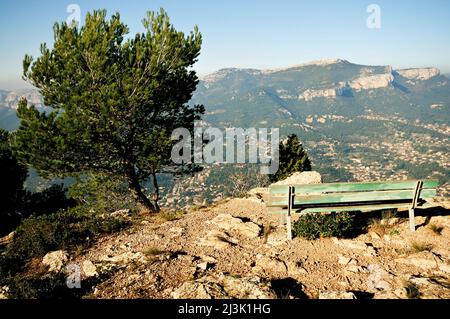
(72, 197), (450, 299)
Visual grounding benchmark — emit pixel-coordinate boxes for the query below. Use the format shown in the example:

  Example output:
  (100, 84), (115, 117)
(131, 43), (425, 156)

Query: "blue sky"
(1, 0), (449, 90)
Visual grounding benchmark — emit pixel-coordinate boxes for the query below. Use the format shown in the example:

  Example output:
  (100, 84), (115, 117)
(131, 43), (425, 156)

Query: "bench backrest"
(268, 179), (438, 214)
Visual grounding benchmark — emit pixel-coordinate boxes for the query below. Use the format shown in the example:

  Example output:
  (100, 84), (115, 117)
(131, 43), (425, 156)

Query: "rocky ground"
(52, 196), (450, 299)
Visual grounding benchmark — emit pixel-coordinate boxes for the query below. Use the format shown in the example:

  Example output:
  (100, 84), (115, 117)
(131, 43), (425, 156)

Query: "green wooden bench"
(267, 179), (439, 239)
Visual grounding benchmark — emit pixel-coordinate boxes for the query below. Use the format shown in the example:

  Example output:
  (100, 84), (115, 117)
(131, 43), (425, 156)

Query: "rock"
(198, 230), (238, 249)
(396, 256), (449, 273)
(42, 250), (68, 272)
(100, 251), (147, 265)
(318, 291), (357, 299)
(332, 238), (368, 251)
(0, 286), (9, 299)
(197, 261), (215, 271)
(286, 261), (308, 276)
(374, 280), (392, 291)
(337, 255), (352, 265)
(247, 188), (269, 202)
(110, 209), (131, 218)
(82, 260), (98, 278)
(369, 231), (381, 240)
(254, 256), (287, 273)
(265, 228), (289, 246)
(168, 227), (183, 238)
(350, 73), (394, 91)
(272, 171), (322, 186)
(373, 291), (400, 299)
(346, 265), (365, 273)
(199, 255), (217, 263)
(299, 88), (338, 101)
(397, 68), (440, 81)
(409, 276), (430, 286)
(0, 231), (15, 246)
(393, 288), (409, 299)
(171, 273), (277, 299)
(209, 214), (260, 239)
(395, 252), (440, 272)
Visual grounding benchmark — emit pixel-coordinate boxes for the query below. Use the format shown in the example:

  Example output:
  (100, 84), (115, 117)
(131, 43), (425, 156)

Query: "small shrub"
(292, 212), (355, 240)
(410, 241), (433, 253)
(3, 208), (130, 268)
(429, 224), (444, 235)
(404, 281), (420, 299)
(389, 228), (400, 236)
(262, 224), (276, 243)
(143, 247), (164, 257)
(161, 210), (184, 222)
(369, 218), (388, 236)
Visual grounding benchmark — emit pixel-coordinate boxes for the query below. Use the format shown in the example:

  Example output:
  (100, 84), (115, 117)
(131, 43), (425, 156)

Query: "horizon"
(1, 0), (450, 90)
(2, 57), (448, 92)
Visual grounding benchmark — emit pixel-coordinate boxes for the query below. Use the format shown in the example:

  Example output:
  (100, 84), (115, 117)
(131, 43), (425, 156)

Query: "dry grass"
(143, 247), (166, 262)
(410, 241), (433, 253)
(148, 209), (185, 225)
(429, 224), (444, 235)
(403, 281), (420, 299)
(262, 224), (276, 244)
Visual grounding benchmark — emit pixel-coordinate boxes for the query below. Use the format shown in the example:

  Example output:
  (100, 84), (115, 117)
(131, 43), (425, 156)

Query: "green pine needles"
(15, 9), (204, 213)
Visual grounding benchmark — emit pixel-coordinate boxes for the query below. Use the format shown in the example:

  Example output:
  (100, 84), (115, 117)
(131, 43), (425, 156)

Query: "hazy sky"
(1, 0), (450, 90)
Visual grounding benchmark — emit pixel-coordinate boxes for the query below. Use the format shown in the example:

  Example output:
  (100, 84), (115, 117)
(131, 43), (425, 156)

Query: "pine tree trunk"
(151, 168), (160, 212)
(126, 167), (157, 214)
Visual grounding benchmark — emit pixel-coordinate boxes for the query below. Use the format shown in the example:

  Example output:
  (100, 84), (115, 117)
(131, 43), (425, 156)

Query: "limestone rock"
(100, 251), (147, 265)
(0, 286), (9, 299)
(247, 187), (269, 202)
(198, 230), (238, 249)
(286, 261), (308, 276)
(168, 227), (183, 238)
(110, 209), (131, 218)
(272, 171), (322, 186)
(0, 231), (15, 246)
(318, 291), (357, 299)
(82, 260), (98, 278)
(171, 273), (276, 299)
(209, 214), (260, 238)
(265, 228), (289, 246)
(42, 250), (68, 272)
(299, 88), (337, 101)
(254, 256), (287, 273)
(395, 252), (442, 272)
(350, 73), (394, 91)
(397, 68), (440, 81)
(337, 255), (352, 265)
(332, 238), (368, 251)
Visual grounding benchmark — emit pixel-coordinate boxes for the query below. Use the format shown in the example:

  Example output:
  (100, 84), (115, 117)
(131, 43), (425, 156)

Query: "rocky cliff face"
(349, 73), (394, 91)
(0, 89), (43, 109)
(299, 88), (338, 101)
(396, 68), (440, 81)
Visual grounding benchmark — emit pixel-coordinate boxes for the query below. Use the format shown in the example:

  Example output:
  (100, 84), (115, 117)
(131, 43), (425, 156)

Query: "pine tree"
(0, 129), (28, 235)
(269, 134), (311, 183)
(15, 9), (204, 213)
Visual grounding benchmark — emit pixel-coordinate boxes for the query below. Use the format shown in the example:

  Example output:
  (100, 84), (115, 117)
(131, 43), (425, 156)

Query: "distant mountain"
(193, 59), (450, 128)
(0, 89), (44, 130)
(0, 59), (448, 198)
(0, 89), (43, 110)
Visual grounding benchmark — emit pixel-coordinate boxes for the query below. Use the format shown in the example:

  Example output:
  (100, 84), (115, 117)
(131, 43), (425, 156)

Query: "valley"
(1, 59), (449, 206)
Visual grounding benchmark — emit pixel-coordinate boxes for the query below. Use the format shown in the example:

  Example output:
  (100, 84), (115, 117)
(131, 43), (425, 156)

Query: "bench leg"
(280, 213), (286, 225)
(286, 213), (292, 240)
(409, 209), (416, 232)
